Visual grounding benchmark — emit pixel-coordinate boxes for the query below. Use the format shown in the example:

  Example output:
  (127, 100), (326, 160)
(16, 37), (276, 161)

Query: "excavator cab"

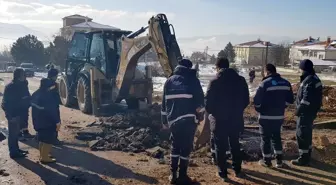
(57, 13), (182, 115)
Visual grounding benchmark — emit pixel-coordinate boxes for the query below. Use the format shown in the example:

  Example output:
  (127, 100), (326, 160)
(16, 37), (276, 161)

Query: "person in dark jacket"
(249, 68), (256, 83)
(20, 79), (34, 139)
(254, 64), (294, 168)
(1, 68), (30, 158)
(161, 59), (205, 185)
(47, 68), (62, 144)
(205, 57), (249, 181)
(291, 59), (322, 166)
(31, 78), (61, 163)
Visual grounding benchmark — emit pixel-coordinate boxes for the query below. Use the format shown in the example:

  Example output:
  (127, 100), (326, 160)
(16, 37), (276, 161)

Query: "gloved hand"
(56, 123), (61, 131)
(161, 124), (169, 130)
(196, 112), (204, 123)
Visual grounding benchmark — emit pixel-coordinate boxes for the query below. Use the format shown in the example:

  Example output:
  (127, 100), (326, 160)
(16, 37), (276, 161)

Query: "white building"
(289, 36), (336, 66)
(60, 14), (128, 40)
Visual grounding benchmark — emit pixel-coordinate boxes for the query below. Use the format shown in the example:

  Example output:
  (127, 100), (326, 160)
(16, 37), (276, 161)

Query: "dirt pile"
(312, 136), (336, 165)
(76, 103), (170, 153)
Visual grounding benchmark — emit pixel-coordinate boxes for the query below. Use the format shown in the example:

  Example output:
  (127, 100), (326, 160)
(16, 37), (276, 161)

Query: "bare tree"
(269, 42), (290, 66)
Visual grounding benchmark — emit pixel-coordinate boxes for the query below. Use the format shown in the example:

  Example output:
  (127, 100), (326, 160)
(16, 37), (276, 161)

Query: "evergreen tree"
(217, 50), (227, 58)
(210, 54), (216, 64)
(225, 42), (236, 63)
(11, 34), (46, 66)
(217, 42), (236, 63)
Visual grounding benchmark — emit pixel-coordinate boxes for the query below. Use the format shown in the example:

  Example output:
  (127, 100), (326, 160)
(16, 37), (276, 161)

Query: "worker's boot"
(22, 129), (34, 139)
(275, 154), (284, 168)
(291, 156), (309, 166)
(259, 159), (272, 168)
(39, 142), (54, 159)
(170, 155), (179, 184)
(169, 172), (178, 184)
(177, 159), (195, 185)
(40, 142), (56, 164)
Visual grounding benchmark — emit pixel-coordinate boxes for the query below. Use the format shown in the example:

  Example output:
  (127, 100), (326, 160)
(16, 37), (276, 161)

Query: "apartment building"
(234, 39), (277, 66)
(289, 36), (336, 66)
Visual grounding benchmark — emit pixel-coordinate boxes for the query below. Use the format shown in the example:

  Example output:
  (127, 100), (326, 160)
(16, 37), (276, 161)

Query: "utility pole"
(204, 46), (209, 62)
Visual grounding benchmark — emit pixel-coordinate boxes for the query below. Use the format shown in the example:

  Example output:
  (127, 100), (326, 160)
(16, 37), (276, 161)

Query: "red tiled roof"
(293, 39), (309, 45)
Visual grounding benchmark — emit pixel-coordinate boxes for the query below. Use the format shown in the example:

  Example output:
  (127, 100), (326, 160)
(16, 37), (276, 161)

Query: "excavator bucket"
(194, 111), (211, 149)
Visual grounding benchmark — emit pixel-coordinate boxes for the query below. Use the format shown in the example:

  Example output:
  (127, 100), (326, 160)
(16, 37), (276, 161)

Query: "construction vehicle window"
(68, 33), (88, 61)
(90, 33), (107, 74)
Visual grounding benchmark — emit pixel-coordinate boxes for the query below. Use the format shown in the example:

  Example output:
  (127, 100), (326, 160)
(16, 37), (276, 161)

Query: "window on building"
(302, 50), (309, 56)
(313, 51), (317, 57)
(90, 33), (106, 74)
(319, 54), (323, 59)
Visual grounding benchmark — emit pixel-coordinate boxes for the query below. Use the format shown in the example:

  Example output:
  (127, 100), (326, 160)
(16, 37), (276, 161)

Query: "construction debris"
(76, 104), (170, 153)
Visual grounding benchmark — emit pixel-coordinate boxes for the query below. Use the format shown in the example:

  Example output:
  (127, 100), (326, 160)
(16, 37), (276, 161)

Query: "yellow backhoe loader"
(57, 14), (182, 115)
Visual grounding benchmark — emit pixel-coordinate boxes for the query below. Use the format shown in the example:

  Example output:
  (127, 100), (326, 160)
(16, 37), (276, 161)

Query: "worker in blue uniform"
(291, 59), (322, 166)
(161, 59), (204, 185)
(254, 64), (294, 167)
(254, 64), (294, 168)
(31, 78), (61, 163)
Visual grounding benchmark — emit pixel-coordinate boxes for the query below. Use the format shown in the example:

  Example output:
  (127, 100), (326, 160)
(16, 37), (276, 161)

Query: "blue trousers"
(296, 115), (314, 162)
(8, 120), (21, 155)
(20, 113), (29, 132)
(259, 119), (283, 162)
(169, 120), (196, 176)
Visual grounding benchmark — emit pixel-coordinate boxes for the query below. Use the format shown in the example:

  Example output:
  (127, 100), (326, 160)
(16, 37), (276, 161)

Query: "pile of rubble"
(76, 104), (170, 153)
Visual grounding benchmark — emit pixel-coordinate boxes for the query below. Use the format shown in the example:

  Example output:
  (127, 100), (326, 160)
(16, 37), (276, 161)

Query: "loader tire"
(58, 76), (75, 107)
(126, 98), (139, 110)
(77, 76), (92, 114)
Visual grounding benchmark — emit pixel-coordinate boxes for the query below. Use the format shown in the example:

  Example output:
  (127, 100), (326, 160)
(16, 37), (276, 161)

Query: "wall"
(325, 50), (336, 60)
(289, 46), (326, 65)
(63, 18), (87, 27)
(248, 47), (265, 65)
(234, 47), (249, 64)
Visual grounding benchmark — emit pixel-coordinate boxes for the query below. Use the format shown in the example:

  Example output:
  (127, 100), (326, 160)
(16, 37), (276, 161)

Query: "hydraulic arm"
(115, 13), (182, 101)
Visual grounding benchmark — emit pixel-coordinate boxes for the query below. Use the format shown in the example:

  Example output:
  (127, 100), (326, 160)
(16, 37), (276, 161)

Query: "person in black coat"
(254, 64), (294, 168)
(205, 58), (249, 182)
(249, 68), (256, 83)
(1, 68), (30, 158)
(31, 78), (61, 163)
(291, 59), (322, 166)
(161, 59), (204, 185)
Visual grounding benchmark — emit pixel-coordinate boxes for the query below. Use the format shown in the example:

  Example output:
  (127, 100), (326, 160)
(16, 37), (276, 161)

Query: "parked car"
(20, 63), (35, 77)
(6, 66), (16, 72)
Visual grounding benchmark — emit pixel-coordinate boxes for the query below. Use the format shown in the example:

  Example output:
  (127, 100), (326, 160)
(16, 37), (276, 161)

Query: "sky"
(0, 0), (335, 54)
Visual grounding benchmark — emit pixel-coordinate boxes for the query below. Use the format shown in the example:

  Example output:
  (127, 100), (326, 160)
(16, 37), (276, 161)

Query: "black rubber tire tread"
(58, 76), (76, 107)
(126, 98), (140, 110)
(77, 76), (92, 114)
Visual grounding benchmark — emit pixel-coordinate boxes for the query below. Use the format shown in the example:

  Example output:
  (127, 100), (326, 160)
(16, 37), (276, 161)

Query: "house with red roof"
(289, 36), (336, 66)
